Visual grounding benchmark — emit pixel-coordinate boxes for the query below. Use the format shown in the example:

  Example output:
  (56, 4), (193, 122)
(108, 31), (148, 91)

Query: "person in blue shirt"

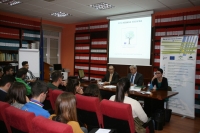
(21, 80), (50, 118)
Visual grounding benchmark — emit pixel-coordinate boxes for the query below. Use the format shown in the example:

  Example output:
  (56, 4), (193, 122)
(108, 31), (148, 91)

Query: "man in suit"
(102, 65), (119, 85)
(127, 65), (143, 86)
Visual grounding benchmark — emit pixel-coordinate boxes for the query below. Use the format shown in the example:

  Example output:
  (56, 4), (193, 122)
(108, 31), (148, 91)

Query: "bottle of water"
(147, 82), (151, 91)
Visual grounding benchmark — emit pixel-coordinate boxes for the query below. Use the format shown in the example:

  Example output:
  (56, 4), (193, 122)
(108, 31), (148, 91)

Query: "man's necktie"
(130, 74), (134, 83)
(109, 74), (113, 82)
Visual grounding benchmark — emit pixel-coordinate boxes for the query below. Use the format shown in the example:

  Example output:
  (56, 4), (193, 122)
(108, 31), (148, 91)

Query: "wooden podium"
(43, 62), (52, 82)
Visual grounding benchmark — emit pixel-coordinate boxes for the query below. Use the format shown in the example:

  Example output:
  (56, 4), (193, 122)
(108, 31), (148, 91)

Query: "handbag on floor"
(165, 109), (172, 122)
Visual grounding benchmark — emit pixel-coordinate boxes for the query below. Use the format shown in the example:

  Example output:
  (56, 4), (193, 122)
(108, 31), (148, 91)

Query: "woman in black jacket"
(151, 68), (168, 91)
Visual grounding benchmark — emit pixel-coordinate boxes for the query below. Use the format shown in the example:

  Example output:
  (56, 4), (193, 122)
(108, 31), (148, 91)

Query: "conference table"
(81, 82), (179, 117)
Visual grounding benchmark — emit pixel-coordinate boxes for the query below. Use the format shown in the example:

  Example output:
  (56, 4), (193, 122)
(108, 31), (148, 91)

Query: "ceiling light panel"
(89, 2), (114, 10)
(0, 0), (21, 6)
(51, 12), (72, 17)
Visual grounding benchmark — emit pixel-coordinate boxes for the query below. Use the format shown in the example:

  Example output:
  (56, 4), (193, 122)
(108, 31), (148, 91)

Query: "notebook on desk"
(130, 86), (141, 92)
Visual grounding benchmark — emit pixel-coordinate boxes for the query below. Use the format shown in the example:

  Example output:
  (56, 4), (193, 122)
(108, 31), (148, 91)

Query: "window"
(43, 30), (61, 65)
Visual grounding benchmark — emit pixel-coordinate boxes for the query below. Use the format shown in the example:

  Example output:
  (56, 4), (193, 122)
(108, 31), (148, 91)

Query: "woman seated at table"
(84, 83), (102, 101)
(151, 68), (168, 91)
(109, 77), (154, 133)
(6, 82), (29, 109)
(65, 78), (83, 95)
(49, 92), (87, 133)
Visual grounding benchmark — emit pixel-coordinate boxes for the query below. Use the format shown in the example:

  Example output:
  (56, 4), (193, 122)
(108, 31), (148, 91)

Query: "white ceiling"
(0, 0), (200, 24)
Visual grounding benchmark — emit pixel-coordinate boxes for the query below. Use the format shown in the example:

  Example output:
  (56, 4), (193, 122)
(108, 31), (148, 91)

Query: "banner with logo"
(160, 35), (198, 118)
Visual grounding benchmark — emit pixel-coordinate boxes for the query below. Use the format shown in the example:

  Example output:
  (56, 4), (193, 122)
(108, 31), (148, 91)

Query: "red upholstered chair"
(4, 106), (35, 133)
(0, 101), (10, 133)
(76, 94), (102, 131)
(51, 89), (64, 110)
(31, 116), (73, 133)
(46, 88), (53, 101)
(46, 88), (53, 109)
(100, 99), (149, 133)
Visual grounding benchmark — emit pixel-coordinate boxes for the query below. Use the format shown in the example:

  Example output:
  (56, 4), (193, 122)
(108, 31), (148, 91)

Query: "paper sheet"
(95, 128), (111, 133)
(97, 82), (104, 85)
(130, 86), (141, 92)
(103, 85), (116, 88)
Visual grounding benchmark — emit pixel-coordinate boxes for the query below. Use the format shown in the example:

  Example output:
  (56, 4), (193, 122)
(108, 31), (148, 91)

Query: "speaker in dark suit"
(102, 65), (119, 85)
(127, 65), (143, 86)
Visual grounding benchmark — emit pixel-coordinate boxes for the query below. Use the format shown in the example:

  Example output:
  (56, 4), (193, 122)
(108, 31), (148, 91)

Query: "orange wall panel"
(61, 24), (75, 76)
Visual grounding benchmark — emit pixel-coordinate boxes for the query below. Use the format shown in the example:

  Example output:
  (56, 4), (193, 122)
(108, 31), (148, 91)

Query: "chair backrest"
(0, 101), (10, 133)
(0, 101), (10, 121)
(51, 89), (64, 110)
(31, 116), (73, 133)
(76, 94), (102, 131)
(100, 99), (135, 133)
(4, 106), (35, 133)
(46, 88), (53, 105)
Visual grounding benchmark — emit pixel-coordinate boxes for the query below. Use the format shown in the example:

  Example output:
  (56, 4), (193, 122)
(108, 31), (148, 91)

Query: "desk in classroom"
(98, 85), (178, 116)
(81, 83), (179, 116)
(96, 85), (178, 100)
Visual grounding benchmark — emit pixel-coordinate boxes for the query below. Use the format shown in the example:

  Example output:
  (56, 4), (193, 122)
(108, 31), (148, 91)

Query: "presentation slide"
(109, 16), (152, 65)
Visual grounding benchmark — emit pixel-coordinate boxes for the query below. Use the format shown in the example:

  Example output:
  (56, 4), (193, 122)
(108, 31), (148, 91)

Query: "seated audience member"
(15, 68), (31, 95)
(84, 83), (101, 100)
(102, 65), (119, 85)
(151, 68), (168, 91)
(6, 82), (29, 109)
(21, 81), (50, 118)
(22, 61), (36, 85)
(49, 92), (87, 133)
(47, 70), (66, 90)
(110, 77), (153, 133)
(0, 75), (15, 101)
(3, 66), (14, 76)
(0, 67), (3, 80)
(127, 65), (144, 86)
(65, 78), (83, 94)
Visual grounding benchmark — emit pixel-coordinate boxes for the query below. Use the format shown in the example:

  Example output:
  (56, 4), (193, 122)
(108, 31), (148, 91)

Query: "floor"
(155, 114), (200, 133)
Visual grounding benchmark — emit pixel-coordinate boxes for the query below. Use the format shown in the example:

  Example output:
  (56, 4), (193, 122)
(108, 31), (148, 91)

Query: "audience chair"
(43, 88), (54, 114)
(4, 106), (35, 133)
(100, 99), (150, 133)
(76, 94), (102, 131)
(46, 88), (53, 109)
(51, 89), (64, 110)
(46, 88), (53, 104)
(0, 101), (10, 133)
(31, 116), (73, 133)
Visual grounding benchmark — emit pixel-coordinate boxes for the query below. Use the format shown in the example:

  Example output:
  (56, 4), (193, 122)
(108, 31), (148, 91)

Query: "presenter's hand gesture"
(152, 75), (157, 81)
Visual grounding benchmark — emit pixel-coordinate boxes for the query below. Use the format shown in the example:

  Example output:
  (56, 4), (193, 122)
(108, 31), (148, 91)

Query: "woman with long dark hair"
(84, 83), (102, 100)
(49, 92), (87, 133)
(65, 79), (83, 94)
(109, 77), (149, 133)
(6, 82), (29, 109)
